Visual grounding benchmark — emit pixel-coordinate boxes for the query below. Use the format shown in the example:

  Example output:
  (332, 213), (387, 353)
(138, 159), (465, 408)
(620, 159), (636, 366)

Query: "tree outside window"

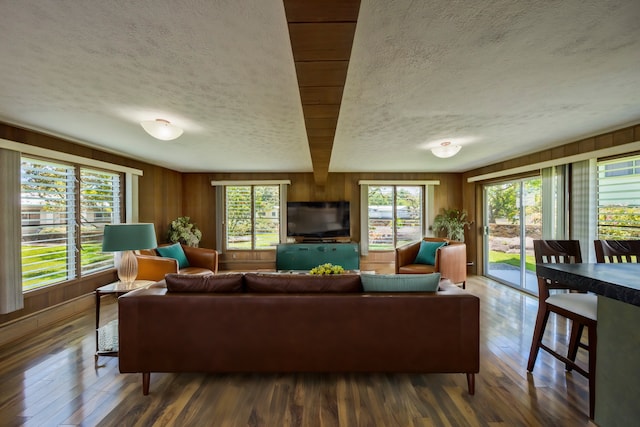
(598, 157), (640, 239)
(226, 185), (280, 249)
(368, 185), (423, 250)
(20, 157), (121, 290)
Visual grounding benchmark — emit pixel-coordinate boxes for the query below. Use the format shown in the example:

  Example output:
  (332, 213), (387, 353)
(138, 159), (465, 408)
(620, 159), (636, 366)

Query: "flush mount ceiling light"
(431, 141), (462, 158)
(140, 119), (184, 141)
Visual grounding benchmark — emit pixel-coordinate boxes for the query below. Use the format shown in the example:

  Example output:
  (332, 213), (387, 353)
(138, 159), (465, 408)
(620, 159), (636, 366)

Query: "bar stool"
(528, 240), (597, 419)
(594, 239), (640, 263)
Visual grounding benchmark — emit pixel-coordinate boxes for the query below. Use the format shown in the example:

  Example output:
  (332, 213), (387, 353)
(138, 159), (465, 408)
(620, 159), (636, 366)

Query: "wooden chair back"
(533, 240), (582, 297)
(594, 240), (640, 263)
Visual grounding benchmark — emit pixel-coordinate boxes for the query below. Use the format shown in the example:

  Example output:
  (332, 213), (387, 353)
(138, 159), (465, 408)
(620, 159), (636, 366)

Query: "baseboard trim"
(0, 293), (94, 348)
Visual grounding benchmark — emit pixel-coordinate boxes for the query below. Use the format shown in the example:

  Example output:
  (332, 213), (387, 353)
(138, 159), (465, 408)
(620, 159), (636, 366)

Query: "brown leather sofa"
(395, 237), (467, 288)
(118, 273), (480, 396)
(134, 245), (219, 281)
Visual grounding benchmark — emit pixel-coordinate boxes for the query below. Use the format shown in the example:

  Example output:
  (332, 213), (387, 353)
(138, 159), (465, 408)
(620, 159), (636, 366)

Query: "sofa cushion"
(244, 273), (362, 293)
(414, 240), (446, 265)
(361, 273), (441, 292)
(178, 266), (214, 275)
(397, 264), (438, 274)
(165, 273), (243, 293)
(156, 243), (190, 269)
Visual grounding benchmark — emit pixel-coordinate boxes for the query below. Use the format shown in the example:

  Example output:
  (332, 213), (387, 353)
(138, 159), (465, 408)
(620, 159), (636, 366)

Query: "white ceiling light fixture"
(431, 141), (461, 158)
(140, 119), (184, 141)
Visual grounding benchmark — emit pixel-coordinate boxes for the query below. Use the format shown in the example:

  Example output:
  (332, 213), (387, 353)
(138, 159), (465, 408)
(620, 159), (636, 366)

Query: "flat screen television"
(287, 201), (350, 240)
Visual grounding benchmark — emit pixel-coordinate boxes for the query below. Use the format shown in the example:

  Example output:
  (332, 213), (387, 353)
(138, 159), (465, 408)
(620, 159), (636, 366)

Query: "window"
(597, 155), (640, 239)
(484, 177), (541, 293)
(225, 185), (280, 250)
(367, 185), (423, 250)
(603, 160), (640, 177)
(21, 157), (122, 291)
(80, 168), (122, 275)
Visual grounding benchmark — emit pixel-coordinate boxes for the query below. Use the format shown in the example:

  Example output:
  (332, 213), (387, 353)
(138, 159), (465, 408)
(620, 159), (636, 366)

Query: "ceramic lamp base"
(116, 250), (138, 285)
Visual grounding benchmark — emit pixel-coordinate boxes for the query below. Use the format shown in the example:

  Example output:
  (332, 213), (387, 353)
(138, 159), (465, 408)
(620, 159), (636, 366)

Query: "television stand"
(299, 238), (345, 244)
(295, 236), (352, 244)
(276, 243), (359, 271)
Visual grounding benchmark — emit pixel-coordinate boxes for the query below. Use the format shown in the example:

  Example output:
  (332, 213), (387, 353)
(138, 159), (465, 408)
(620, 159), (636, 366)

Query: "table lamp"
(102, 223), (158, 285)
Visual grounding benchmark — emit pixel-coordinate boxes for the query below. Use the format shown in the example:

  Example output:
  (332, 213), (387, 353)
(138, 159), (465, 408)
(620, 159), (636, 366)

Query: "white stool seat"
(547, 293), (597, 321)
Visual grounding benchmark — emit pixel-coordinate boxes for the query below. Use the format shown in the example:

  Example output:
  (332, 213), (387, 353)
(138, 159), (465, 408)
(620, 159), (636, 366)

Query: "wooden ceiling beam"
(288, 23), (356, 61)
(299, 86), (344, 105)
(283, 0), (360, 22)
(302, 105), (341, 119)
(294, 61), (349, 87)
(284, 0), (361, 187)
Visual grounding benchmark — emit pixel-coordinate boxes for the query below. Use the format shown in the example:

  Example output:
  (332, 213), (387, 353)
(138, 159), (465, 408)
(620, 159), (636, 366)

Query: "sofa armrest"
(135, 254), (179, 282)
(436, 243), (467, 285)
(395, 241), (421, 273)
(182, 245), (219, 274)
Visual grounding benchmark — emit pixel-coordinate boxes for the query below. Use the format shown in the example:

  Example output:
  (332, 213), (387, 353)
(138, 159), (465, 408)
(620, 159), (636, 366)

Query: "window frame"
(79, 166), (124, 276)
(20, 155), (125, 292)
(359, 180), (437, 253)
(597, 155), (640, 240)
(213, 180), (289, 252)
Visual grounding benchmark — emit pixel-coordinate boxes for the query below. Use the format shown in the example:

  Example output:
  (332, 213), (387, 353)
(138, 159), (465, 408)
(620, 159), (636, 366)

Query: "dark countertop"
(536, 263), (640, 307)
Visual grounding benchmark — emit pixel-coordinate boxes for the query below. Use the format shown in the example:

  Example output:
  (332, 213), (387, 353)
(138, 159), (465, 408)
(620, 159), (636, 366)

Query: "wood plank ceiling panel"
(283, 0), (361, 187)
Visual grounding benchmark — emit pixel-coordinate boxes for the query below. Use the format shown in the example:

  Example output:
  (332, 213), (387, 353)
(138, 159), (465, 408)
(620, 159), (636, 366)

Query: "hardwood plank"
(302, 105), (341, 119)
(0, 276), (595, 426)
(295, 61), (349, 87)
(283, 0), (360, 23)
(288, 23), (357, 61)
(300, 87), (344, 105)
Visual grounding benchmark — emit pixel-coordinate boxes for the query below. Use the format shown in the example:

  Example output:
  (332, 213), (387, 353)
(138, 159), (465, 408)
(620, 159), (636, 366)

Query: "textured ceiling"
(1, 0), (639, 175)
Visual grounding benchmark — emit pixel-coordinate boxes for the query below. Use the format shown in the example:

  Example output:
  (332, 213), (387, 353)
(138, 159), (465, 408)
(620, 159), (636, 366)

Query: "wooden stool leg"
(566, 322), (584, 371)
(527, 308), (550, 372)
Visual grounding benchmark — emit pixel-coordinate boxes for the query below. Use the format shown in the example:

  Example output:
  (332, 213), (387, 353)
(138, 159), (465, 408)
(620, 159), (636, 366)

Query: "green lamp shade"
(102, 223), (158, 252)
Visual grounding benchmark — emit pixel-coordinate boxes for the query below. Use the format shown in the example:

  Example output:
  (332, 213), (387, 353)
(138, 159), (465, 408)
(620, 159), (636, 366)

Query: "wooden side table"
(95, 280), (154, 359)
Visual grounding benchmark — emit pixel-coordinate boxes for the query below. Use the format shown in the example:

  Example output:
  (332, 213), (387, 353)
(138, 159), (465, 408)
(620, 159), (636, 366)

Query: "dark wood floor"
(0, 276), (595, 427)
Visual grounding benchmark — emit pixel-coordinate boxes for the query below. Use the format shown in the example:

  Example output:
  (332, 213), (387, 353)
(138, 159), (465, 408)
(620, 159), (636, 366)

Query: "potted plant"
(167, 216), (202, 247)
(432, 208), (470, 242)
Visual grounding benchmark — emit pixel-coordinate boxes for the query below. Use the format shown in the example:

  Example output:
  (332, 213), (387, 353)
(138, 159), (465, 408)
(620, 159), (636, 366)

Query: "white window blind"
(21, 157), (124, 291)
(226, 186), (252, 249)
(80, 168), (121, 275)
(21, 157), (77, 290)
(225, 185), (281, 250)
(253, 186), (280, 249)
(597, 155), (640, 240)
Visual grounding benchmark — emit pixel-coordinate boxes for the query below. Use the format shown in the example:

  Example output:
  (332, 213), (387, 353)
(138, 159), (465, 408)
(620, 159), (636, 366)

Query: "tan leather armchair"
(135, 245), (219, 282)
(395, 237), (467, 288)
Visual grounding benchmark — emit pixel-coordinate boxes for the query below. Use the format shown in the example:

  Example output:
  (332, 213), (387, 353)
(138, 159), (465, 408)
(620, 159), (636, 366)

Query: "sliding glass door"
(484, 177), (541, 293)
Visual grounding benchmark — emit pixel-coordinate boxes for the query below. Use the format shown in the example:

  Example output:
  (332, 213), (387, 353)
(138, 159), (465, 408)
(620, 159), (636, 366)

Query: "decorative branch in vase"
(167, 216), (202, 247)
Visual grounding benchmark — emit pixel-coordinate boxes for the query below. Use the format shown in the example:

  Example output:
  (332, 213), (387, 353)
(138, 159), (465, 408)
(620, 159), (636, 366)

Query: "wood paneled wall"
(4, 118), (638, 325)
(0, 123), (182, 326)
(183, 171), (462, 271)
(461, 123), (640, 275)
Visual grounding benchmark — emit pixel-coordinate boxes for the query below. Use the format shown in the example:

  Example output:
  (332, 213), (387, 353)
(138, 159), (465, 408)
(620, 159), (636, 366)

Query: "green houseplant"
(432, 208), (470, 242)
(167, 216), (202, 247)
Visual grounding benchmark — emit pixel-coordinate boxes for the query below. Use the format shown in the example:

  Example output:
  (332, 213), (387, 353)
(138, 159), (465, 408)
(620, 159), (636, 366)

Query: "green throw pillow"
(414, 240), (446, 265)
(361, 273), (441, 292)
(156, 243), (190, 269)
